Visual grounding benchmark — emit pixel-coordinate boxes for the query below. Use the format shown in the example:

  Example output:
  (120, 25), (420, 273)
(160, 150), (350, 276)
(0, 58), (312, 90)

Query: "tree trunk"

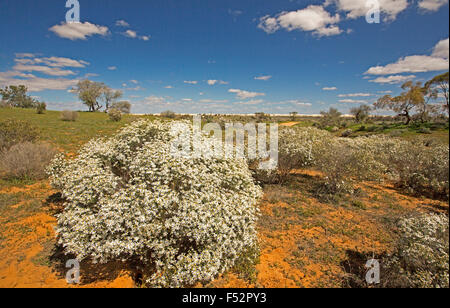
(399, 111), (411, 125)
(405, 114), (411, 125)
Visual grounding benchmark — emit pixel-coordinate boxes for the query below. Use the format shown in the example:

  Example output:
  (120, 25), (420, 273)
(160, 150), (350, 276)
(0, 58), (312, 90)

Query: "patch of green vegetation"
(31, 241), (54, 267)
(351, 200), (367, 210)
(0, 192), (43, 224)
(0, 108), (143, 152)
(231, 245), (260, 284)
(296, 205), (324, 218)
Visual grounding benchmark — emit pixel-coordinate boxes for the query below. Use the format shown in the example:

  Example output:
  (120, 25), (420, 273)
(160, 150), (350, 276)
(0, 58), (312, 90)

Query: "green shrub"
(315, 136), (393, 195)
(36, 102), (46, 114)
(0, 119), (40, 151)
(366, 126), (379, 132)
(108, 108), (122, 122)
(388, 129), (405, 137)
(417, 127), (432, 134)
(111, 101), (131, 114)
(341, 129), (353, 137)
(0, 142), (57, 179)
(60, 110), (78, 122)
(320, 107), (342, 127)
(384, 139), (449, 199)
(0, 100), (11, 108)
(250, 127), (332, 184)
(160, 110), (176, 119)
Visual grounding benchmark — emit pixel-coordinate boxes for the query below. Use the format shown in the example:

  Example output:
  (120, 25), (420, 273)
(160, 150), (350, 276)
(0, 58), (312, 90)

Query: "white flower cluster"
(47, 119), (262, 287)
(388, 214), (449, 288)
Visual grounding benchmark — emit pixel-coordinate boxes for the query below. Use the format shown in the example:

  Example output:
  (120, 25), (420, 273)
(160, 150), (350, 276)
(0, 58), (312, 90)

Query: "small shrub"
(0, 142), (57, 179)
(160, 110), (176, 119)
(250, 127), (331, 184)
(60, 110), (78, 122)
(320, 107), (342, 127)
(350, 105), (371, 123)
(315, 139), (358, 194)
(108, 108), (122, 122)
(47, 120), (262, 287)
(111, 101), (131, 114)
(341, 129), (353, 137)
(0, 100), (11, 108)
(417, 127), (432, 134)
(389, 129), (405, 137)
(36, 102), (46, 114)
(383, 214), (449, 288)
(366, 126), (379, 132)
(315, 136), (391, 195)
(0, 119), (40, 151)
(351, 200), (366, 210)
(384, 139), (449, 199)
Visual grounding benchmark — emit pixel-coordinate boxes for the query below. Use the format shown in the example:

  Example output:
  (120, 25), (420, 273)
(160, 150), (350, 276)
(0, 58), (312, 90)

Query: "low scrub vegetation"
(251, 127), (331, 184)
(111, 101), (131, 114)
(0, 142), (57, 179)
(261, 126), (448, 200)
(36, 102), (46, 114)
(160, 110), (177, 119)
(0, 119), (40, 151)
(60, 110), (79, 122)
(108, 108), (122, 122)
(385, 139), (449, 199)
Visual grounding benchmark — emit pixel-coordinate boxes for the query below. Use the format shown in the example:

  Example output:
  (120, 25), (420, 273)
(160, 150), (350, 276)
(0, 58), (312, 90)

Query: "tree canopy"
(374, 81), (425, 124)
(425, 72), (449, 115)
(0, 85), (39, 108)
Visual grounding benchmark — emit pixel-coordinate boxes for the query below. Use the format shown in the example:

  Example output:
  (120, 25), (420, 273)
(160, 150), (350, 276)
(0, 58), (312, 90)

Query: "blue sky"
(0, 0), (448, 114)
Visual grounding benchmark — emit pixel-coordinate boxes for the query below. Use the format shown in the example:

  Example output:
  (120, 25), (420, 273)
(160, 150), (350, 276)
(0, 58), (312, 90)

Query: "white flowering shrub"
(314, 136), (389, 194)
(383, 139), (449, 199)
(314, 135), (449, 198)
(251, 127), (331, 183)
(47, 120), (262, 287)
(384, 214), (449, 288)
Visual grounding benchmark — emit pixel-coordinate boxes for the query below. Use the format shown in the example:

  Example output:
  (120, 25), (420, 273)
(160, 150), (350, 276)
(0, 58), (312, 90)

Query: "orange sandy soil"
(0, 172), (447, 288)
(280, 122), (300, 127)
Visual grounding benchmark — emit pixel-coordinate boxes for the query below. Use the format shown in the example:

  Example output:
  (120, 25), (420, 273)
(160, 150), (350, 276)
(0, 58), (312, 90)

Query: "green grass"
(0, 108), (144, 152)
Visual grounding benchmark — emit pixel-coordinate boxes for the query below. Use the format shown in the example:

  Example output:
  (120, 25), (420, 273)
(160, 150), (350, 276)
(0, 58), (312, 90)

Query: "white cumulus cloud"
(339, 99), (369, 104)
(115, 20), (130, 27)
(365, 38), (449, 75)
(254, 75), (272, 81)
(369, 75), (416, 84)
(418, 0), (448, 12)
(325, 0), (409, 21)
(258, 5), (343, 37)
(432, 38), (449, 59)
(338, 93), (372, 97)
(207, 80), (228, 85)
(49, 22), (109, 40)
(228, 89), (266, 100)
